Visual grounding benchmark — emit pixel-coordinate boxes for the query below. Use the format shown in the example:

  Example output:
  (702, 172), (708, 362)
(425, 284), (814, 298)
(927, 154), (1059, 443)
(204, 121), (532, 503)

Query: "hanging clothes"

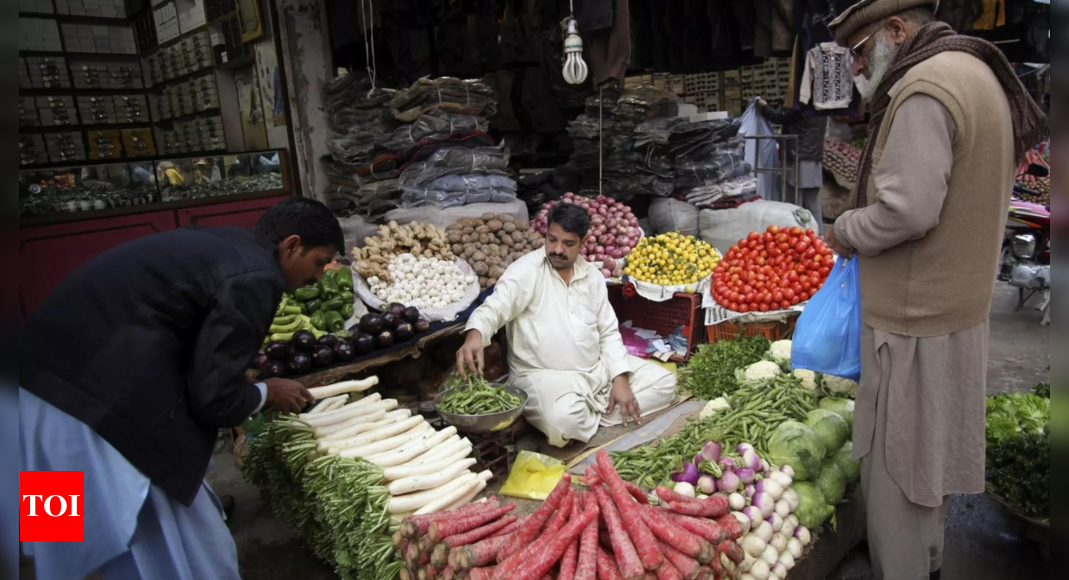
(800, 43), (855, 111)
(936, 0), (984, 33)
(973, 0), (1008, 31)
(586, 0), (632, 86)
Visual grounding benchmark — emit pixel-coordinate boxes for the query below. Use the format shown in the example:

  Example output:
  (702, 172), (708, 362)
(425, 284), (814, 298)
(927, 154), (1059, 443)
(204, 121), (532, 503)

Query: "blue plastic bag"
(791, 257), (862, 380)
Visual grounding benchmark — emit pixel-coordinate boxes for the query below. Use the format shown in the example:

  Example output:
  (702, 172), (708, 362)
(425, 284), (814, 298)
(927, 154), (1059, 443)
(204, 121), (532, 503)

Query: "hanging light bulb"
(562, 17), (589, 85)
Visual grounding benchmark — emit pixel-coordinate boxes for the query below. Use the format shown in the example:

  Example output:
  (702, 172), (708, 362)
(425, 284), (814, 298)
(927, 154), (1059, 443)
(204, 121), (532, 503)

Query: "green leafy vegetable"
(816, 458), (846, 505)
(679, 334), (771, 400)
(793, 481), (836, 529)
(987, 431), (1049, 520)
(831, 441), (861, 485)
(986, 393), (1050, 443)
(804, 409), (850, 455)
(766, 421), (827, 481)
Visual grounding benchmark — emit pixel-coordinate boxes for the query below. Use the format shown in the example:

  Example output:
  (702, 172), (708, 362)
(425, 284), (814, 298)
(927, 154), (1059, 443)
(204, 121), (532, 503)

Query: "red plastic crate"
(608, 287), (704, 361)
(706, 316), (798, 345)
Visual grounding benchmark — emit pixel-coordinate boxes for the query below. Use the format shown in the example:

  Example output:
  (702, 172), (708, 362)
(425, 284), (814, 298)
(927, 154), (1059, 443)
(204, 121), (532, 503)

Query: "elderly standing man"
(457, 203), (677, 447)
(823, 1), (1047, 579)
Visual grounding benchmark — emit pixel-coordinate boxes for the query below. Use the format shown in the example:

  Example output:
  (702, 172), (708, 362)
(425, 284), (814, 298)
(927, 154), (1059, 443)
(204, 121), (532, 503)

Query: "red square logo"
(20, 472), (84, 542)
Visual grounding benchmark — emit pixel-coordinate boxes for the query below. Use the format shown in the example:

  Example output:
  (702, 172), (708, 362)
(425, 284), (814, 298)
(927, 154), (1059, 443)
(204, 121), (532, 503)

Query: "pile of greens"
(985, 386), (1050, 521)
(243, 418), (401, 580)
(679, 334), (771, 400)
(437, 375), (523, 415)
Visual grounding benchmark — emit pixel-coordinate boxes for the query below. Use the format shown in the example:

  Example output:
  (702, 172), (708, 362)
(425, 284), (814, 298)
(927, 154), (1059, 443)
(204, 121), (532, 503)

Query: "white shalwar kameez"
(466, 249), (677, 447)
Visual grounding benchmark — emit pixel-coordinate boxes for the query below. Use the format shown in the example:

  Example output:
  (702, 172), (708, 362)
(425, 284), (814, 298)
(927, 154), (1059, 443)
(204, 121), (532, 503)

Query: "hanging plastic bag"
(499, 451), (567, 501)
(739, 98), (781, 201)
(791, 257), (862, 381)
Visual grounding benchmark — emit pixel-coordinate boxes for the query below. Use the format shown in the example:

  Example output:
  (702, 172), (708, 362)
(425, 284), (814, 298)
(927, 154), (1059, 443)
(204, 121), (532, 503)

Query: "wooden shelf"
(154, 108), (222, 124)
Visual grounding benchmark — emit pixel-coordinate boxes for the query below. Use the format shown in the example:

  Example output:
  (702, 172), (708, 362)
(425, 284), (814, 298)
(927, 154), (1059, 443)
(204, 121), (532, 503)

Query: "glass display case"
(18, 150), (290, 221)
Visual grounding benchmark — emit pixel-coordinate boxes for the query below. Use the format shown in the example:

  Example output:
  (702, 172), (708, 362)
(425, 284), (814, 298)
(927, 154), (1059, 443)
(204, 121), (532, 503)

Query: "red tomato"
(748, 232), (762, 242)
(730, 245), (741, 254)
(822, 256), (835, 269)
(739, 304), (751, 313)
(760, 304), (771, 313)
(790, 227), (804, 237)
(819, 267), (831, 277)
(802, 281), (812, 291)
(768, 225), (781, 234)
(779, 242), (790, 252)
(791, 296), (801, 306)
(743, 285), (754, 295)
(781, 300), (792, 310)
(784, 288), (796, 300)
(788, 271), (800, 283)
(773, 290), (785, 302)
(797, 241), (810, 253)
(763, 233), (774, 243)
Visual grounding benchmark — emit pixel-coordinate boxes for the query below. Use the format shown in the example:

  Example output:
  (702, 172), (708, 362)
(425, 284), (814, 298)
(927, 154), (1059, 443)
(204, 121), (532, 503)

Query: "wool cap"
(829, 0), (940, 45)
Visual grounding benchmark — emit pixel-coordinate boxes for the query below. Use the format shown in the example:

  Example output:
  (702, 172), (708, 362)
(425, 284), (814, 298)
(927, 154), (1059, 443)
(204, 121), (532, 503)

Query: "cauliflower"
(700, 397), (732, 420)
(769, 340), (793, 365)
(792, 369), (819, 392)
(741, 360), (783, 382)
(825, 376), (859, 398)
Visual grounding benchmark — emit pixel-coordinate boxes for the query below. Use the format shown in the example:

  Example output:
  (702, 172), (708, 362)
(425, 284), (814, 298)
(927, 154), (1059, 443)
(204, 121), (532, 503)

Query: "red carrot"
(453, 533), (514, 570)
(696, 569), (715, 580)
(510, 504), (600, 580)
(655, 487), (702, 505)
(661, 512), (725, 544)
(663, 495), (730, 519)
(638, 506), (714, 564)
(624, 481), (650, 504)
(717, 541), (743, 565)
(558, 492), (584, 580)
(491, 495), (574, 580)
(655, 540), (702, 580)
(431, 503), (517, 542)
(593, 484), (645, 580)
(575, 492), (600, 580)
(403, 499), (502, 537)
(441, 567), (455, 580)
(596, 547), (624, 580)
(713, 514), (743, 541)
(400, 568), (415, 580)
(492, 520), (520, 538)
(496, 475), (573, 561)
(441, 513), (518, 549)
(596, 450), (663, 572)
(653, 558), (683, 580)
(470, 567), (495, 580)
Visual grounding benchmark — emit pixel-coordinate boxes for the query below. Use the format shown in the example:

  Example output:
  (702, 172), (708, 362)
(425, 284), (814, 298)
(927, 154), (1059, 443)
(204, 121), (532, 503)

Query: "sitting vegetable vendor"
(18, 197), (341, 580)
(457, 203), (677, 447)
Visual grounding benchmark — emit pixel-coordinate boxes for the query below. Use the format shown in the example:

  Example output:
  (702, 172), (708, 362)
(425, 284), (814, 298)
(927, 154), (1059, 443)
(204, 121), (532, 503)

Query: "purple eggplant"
(394, 322), (414, 342)
(353, 333), (375, 355)
(262, 360), (286, 379)
(287, 352), (313, 375)
(291, 330), (317, 352)
(265, 342), (292, 360)
(387, 302), (407, 318)
(382, 312), (398, 328)
(334, 342), (355, 362)
(376, 330), (395, 349)
(360, 314), (385, 335)
(313, 346), (336, 368)
(318, 335), (340, 349)
(403, 307), (421, 324)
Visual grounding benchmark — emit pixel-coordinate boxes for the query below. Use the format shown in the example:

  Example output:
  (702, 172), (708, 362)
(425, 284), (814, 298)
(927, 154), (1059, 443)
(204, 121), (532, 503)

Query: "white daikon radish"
(367, 428), (458, 468)
(326, 416), (427, 451)
(443, 478), (489, 512)
(316, 409), (412, 444)
(395, 439), (472, 469)
(383, 448), (474, 482)
(415, 476), (485, 515)
(308, 396), (347, 415)
(299, 393), (381, 421)
(387, 472), (477, 514)
(388, 458), (478, 496)
(298, 394), (387, 426)
(336, 422), (432, 459)
(308, 376), (380, 399)
(313, 409), (390, 439)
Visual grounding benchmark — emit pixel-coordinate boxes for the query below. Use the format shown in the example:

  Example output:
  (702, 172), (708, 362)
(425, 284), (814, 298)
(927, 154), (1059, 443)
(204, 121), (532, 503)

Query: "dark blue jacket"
(20, 227), (284, 506)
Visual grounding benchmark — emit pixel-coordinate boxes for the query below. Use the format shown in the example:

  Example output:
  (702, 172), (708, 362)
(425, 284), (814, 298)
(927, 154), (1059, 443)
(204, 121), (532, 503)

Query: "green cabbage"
(819, 397), (856, 429)
(805, 409), (850, 455)
(816, 459), (846, 505)
(793, 481), (836, 529)
(767, 421), (827, 481)
(832, 441), (861, 485)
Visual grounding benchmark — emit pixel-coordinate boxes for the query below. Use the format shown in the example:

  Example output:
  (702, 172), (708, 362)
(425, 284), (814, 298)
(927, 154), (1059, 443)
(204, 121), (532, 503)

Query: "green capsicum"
(336, 270), (354, 290)
(318, 276), (340, 299)
(340, 303), (355, 319)
(324, 311), (346, 333)
(305, 299), (324, 314)
(339, 290), (355, 303)
(310, 311), (329, 331)
(320, 297), (346, 312)
(295, 286), (320, 302)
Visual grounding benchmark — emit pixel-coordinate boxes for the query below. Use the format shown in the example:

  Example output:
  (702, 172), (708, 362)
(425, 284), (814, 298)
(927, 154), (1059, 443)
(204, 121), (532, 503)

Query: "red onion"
(601, 268), (612, 278)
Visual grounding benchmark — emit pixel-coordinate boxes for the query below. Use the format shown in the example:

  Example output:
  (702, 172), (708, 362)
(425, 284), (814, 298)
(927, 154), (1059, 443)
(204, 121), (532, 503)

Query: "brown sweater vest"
(859, 52), (1015, 337)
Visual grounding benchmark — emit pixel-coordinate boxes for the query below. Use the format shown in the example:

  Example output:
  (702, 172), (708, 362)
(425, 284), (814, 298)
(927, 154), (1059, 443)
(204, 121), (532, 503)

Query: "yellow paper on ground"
(500, 451), (567, 500)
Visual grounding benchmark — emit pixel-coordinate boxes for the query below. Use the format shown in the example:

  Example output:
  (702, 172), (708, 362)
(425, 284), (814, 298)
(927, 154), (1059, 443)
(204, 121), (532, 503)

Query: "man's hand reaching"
(264, 378), (315, 414)
(607, 375), (641, 427)
(456, 330), (485, 379)
(825, 225), (855, 258)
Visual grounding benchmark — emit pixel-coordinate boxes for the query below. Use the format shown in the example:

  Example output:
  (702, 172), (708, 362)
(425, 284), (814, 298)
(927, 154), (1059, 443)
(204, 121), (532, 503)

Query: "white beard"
(854, 35), (900, 101)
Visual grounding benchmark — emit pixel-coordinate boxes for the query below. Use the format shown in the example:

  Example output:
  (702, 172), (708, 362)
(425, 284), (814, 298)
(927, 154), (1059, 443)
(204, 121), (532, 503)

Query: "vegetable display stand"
(422, 408), (522, 483)
(608, 286), (704, 362)
(786, 486), (867, 580)
(707, 315), (798, 345)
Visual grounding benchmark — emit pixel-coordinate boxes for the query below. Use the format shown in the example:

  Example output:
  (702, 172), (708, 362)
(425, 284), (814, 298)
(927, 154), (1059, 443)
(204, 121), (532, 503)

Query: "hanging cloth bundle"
(562, 1), (589, 85)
